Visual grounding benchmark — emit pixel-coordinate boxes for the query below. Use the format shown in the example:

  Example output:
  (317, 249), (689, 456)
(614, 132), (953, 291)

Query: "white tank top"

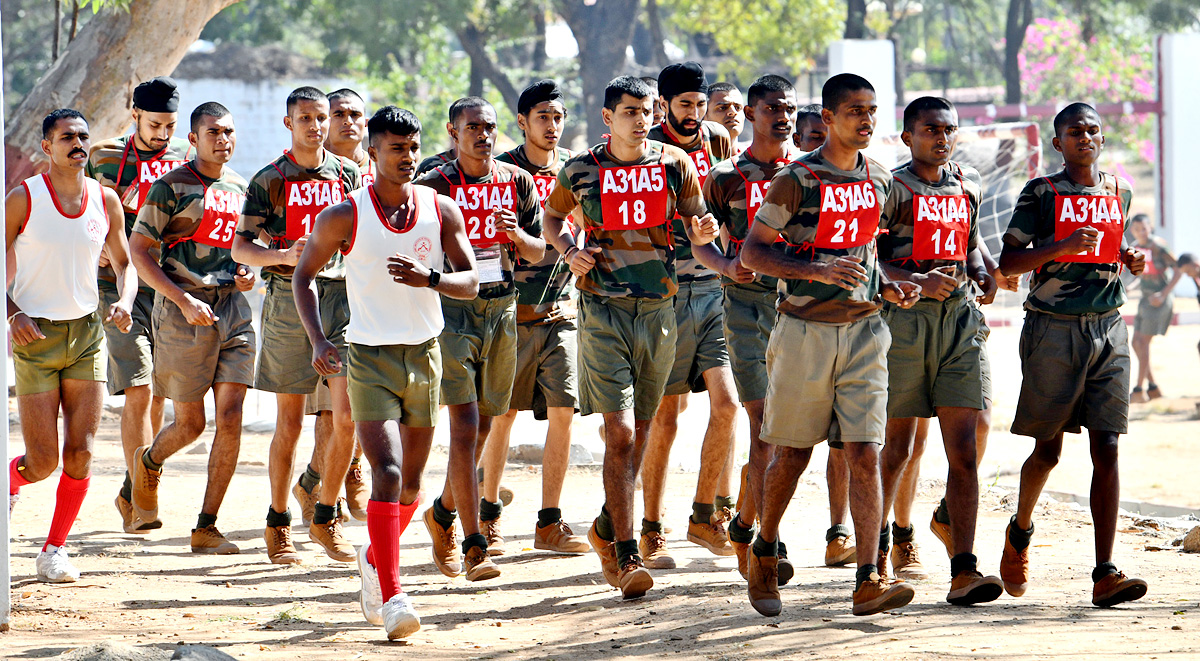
(12, 174), (108, 320)
(343, 184), (445, 346)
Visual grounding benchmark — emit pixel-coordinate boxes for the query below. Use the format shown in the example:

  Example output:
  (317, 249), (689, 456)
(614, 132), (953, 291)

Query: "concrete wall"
(1158, 34), (1200, 260)
(827, 39), (899, 168)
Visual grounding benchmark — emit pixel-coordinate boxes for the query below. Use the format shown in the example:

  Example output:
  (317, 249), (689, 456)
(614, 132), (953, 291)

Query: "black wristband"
(427, 269), (441, 288)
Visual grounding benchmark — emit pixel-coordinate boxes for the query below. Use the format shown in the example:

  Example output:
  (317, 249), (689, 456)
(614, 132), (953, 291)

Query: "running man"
(740, 74), (921, 617)
(703, 74), (799, 582)
(296, 105), (478, 639)
(87, 76), (190, 534)
(706, 82), (746, 148)
(793, 104), (825, 152)
(639, 77), (666, 127)
(415, 96), (544, 581)
(1129, 214), (1179, 402)
(998, 102), (1148, 608)
(642, 61), (739, 569)
(127, 102), (256, 555)
(875, 96), (1004, 604)
(227, 86), (361, 564)
(480, 80), (589, 554)
(7, 109), (137, 581)
(542, 75), (719, 599)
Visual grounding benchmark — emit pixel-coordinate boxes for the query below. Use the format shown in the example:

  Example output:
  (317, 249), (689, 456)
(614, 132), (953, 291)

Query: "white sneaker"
(382, 593), (421, 639)
(36, 545), (80, 583)
(358, 543), (383, 626)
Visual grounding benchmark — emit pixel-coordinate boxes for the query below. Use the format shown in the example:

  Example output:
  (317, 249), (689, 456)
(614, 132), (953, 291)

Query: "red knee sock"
(10, 456), (32, 495)
(367, 500), (402, 602)
(44, 472), (90, 550)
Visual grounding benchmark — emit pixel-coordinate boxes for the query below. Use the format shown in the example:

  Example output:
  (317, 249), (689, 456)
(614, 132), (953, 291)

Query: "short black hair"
(448, 96), (492, 127)
(367, 105), (421, 145)
(707, 81), (738, 98)
(903, 96), (955, 132)
(327, 88), (364, 106)
(747, 75), (794, 108)
(287, 86), (327, 114)
(604, 76), (655, 111)
(795, 103), (822, 125)
(1053, 102), (1100, 137)
(639, 76), (659, 93)
(1178, 252), (1196, 268)
(190, 102), (231, 134)
(42, 108), (86, 139)
(1130, 213), (1150, 224)
(517, 80), (564, 116)
(822, 73), (875, 112)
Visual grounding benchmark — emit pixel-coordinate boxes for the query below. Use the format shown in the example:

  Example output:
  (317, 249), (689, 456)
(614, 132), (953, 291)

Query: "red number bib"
(361, 161), (376, 188)
(194, 188), (244, 249)
(1053, 194), (1123, 263)
(813, 180), (880, 249)
(598, 164), (670, 231)
(912, 194), (970, 261)
(533, 175), (556, 208)
(453, 182), (516, 247)
(285, 180), (344, 241)
(688, 149), (712, 186)
(128, 159), (185, 210)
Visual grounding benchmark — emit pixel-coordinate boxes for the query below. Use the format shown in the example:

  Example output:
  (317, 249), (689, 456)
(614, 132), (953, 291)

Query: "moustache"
(69, 148), (86, 157)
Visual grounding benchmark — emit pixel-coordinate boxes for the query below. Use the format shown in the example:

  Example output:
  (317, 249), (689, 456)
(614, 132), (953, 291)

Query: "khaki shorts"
(100, 284), (155, 395)
(1134, 294), (1173, 337)
(1012, 309), (1130, 438)
(762, 314), (890, 449)
(665, 279), (729, 396)
(883, 293), (988, 419)
(151, 288), (256, 402)
(255, 275), (349, 394)
(723, 284), (776, 403)
(510, 318), (578, 420)
(439, 294), (518, 417)
(13, 310), (105, 396)
(348, 340), (441, 426)
(578, 292), (676, 421)
(978, 306), (992, 408)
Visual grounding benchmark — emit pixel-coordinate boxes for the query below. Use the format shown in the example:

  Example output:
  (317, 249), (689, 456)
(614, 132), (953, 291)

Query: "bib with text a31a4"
(912, 194), (969, 261)
(1053, 193), (1123, 263)
(286, 180), (344, 241)
(814, 180), (880, 249)
(454, 182), (516, 247)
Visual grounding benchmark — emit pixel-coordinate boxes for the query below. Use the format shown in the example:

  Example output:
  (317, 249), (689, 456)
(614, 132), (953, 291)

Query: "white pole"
(1, 10), (13, 632)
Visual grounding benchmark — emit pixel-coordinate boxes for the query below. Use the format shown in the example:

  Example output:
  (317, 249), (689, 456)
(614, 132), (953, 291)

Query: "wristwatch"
(427, 268), (441, 288)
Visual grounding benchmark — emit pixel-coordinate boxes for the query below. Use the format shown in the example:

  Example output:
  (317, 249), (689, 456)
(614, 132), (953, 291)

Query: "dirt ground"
(4, 324), (1200, 659)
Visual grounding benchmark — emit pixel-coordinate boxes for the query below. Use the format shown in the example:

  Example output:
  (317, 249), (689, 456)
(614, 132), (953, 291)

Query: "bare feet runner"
(480, 80), (589, 555)
(127, 103), (256, 555)
(7, 109), (137, 581)
(740, 74), (921, 617)
(542, 75), (719, 599)
(997, 102), (1148, 608)
(415, 96), (545, 581)
(87, 77), (190, 535)
(229, 86), (361, 565)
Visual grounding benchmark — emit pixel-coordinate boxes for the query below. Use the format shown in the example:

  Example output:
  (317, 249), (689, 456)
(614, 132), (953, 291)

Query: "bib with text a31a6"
(286, 179), (344, 241)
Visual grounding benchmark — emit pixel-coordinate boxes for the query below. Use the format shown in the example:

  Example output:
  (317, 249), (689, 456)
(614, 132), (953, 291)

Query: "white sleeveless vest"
(343, 184), (445, 346)
(12, 174), (108, 320)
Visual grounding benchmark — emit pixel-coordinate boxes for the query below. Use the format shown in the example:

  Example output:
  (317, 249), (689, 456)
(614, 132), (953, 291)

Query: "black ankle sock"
(1092, 561), (1119, 583)
(299, 465), (320, 493)
(728, 515), (754, 544)
(480, 498), (502, 522)
(432, 497), (457, 529)
(777, 540), (788, 558)
(826, 524), (852, 542)
(462, 532), (487, 554)
(142, 449), (163, 472)
(1007, 515), (1034, 551)
(196, 512), (217, 530)
(879, 525), (891, 552)
(690, 502), (715, 525)
(714, 495), (735, 512)
(641, 518), (663, 536)
(266, 507), (291, 528)
(950, 552), (978, 577)
(856, 564), (878, 591)
(120, 472), (132, 502)
(614, 539), (639, 566)
(752, 535), (778, 558)
(537, 507), (561, 528)
(313, 503), (336, 525)
(935, 498), (951, 525)
(892, 522), (915, 544)
(596, 506), (614, 541)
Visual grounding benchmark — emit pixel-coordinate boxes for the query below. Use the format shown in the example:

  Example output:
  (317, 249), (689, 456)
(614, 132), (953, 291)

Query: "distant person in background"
(1129, 214), (1180, 402)
(639, 76), (666, 127)
(1173, 253), (1200, 359)
(706, 82), (746, 148)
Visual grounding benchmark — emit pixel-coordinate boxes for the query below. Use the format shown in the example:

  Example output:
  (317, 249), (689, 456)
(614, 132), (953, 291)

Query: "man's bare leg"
(425, 403), (498, 579)
(639, 394), (682, 567)
(686, 366), (738, 556)
(263, 393), (307, 564)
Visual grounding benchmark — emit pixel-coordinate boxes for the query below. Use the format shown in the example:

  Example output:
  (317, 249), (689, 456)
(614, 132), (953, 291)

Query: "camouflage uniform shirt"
(416, 150), (455, 177)
(1136, 235), (1175, 294)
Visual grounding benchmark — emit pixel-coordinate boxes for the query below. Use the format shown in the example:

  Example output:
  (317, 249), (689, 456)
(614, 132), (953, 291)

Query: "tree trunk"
(468, 59), (485, 98)
(69, 0), (80, 42)
(1004, 0), (1033, 105)
(646, 0), (668, 69)
(532, 6), (547, 73)
(455, 21), (522, 119)
(52, 0), (61, 60)
(556, 0), (641, 143)
(5, 0), (244, 191)
(845, 0), (868, 39)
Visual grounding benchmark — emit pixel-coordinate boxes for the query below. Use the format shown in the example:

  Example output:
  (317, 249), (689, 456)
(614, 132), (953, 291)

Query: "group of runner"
(6, 65), (1153, 640)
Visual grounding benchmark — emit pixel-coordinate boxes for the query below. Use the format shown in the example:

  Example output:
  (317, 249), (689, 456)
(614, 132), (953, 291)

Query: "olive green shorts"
(882, 292), (988, 419)
(761, 314), (890, 449)
(439, 294), (518, 417)
(1012, 309), (1130, 438)
(1134, 293), (1173, 337)
(348, 340), (441, 426)
(577, 292), (676, 421)
(254, 275), (349, 394)
(665, 279), (730, 396)
(99, 284), (155, 395)
(722, 284), (776, 403)
(13, 310), (105, 396)
(977, 305), (993, 408)
(151, 288), (256, 402)
(510, 318), (578, 420)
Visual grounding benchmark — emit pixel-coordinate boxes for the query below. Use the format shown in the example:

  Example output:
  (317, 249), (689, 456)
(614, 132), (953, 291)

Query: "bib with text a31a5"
(814, 180), (880, 249)
(1053, 193), (1123, 264)
(599, 164), (669, 231)
(286, 180), (344, 241)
